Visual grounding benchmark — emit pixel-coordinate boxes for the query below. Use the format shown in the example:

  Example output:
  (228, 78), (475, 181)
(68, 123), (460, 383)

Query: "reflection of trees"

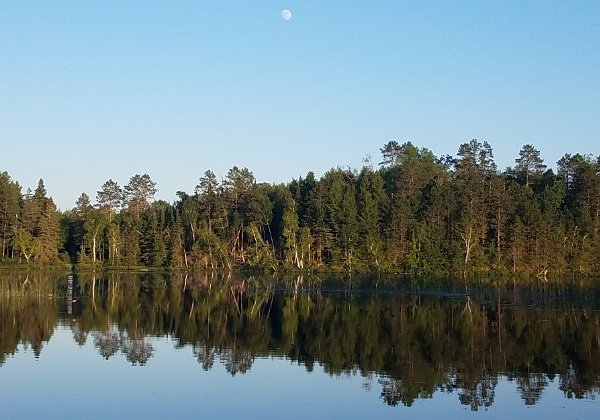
(0, 271), (60, 364)
(517, 373), (548, 405)
(457, 371), (497, 411)
(93, 329), (120, 360)
(379, 377), (433, 407)
(92, 330), (154, 366)
(121, 333), (154, 366)
(71, 323), (89, 346)
(220, 347), (254, 376)
(2, 270), (600, 408)
(193, 344), (215, 371)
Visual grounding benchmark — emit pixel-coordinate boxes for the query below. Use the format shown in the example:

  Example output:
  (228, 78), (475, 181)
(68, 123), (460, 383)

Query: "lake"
(1, 270), (600, 419)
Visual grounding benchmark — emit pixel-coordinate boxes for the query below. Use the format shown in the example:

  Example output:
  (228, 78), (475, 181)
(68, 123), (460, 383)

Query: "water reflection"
(1, 270), (600, 410)
(89, 326), (154, 365)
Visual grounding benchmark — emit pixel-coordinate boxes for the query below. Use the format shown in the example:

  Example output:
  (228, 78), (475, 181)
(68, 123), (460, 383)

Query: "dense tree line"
(1, 140), (600, 275)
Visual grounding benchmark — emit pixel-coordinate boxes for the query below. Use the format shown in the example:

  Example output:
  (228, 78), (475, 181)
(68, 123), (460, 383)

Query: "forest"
(1, 140), (599, 275)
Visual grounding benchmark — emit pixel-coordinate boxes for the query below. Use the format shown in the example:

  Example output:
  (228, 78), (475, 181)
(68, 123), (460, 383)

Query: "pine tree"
(358, 167), (387, 269)
(195, 170), (219, 232)
(515, 144), (546, 187)
(124, 174), (157, 219)
(97, 179), (123, 222)
(0, 172), (21, 260)
(281, 192), (301, 268)
(22, 180), (61, 264)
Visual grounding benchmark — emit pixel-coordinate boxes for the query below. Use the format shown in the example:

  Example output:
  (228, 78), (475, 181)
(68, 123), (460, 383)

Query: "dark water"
(1, 270), (600, 419)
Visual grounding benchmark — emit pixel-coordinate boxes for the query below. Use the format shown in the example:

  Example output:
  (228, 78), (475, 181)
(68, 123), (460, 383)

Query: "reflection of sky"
(1, 326), (600, 419)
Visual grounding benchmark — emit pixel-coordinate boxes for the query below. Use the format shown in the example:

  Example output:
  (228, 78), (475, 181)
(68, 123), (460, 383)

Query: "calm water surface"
(1, 270), (600, 419)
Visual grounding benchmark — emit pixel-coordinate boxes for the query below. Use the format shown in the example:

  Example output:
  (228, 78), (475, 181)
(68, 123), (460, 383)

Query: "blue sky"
(1, 1), (599, 209)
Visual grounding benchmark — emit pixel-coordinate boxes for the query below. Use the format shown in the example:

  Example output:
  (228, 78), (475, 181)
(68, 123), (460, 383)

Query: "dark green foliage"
(0, 172), (22, 260)
(2, 141), (600, 274)
(13, 180), (61, 264)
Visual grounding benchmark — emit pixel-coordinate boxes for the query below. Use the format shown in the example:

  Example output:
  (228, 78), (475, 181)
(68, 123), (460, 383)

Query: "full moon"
(281, 9), (292, 21)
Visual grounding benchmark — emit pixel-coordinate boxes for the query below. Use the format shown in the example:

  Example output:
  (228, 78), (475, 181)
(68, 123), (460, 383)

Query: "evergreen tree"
(3, 143), (599, 275)
(72, 192), (92, 261)
(0, 172), (21, 260)
(195, 170), (219, 231)
(124, 174), (157, 219)
(20, 180), (61, 264)
(515, 144), (546, 187)
(357, 167), (387, 269)
(223, 166), (255, 263)
(168, 221), (185, 268)
(453, 140), (496, 270)
(281, 190), (301, 268)
(97, 179), (123, 222)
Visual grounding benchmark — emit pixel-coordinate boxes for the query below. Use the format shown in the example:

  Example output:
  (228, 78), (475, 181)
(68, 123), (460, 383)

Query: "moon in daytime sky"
(281, 9), (292, 21)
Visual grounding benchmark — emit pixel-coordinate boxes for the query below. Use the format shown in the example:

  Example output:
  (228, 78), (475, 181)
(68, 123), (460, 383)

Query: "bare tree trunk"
(461, 226), (476, 264)
(92, 235), (96, 263)
(497, 208), (501, 257)
(1, 213), (7, 259)
(267, 224), (275, 253)
(239, 225), (244, 263)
